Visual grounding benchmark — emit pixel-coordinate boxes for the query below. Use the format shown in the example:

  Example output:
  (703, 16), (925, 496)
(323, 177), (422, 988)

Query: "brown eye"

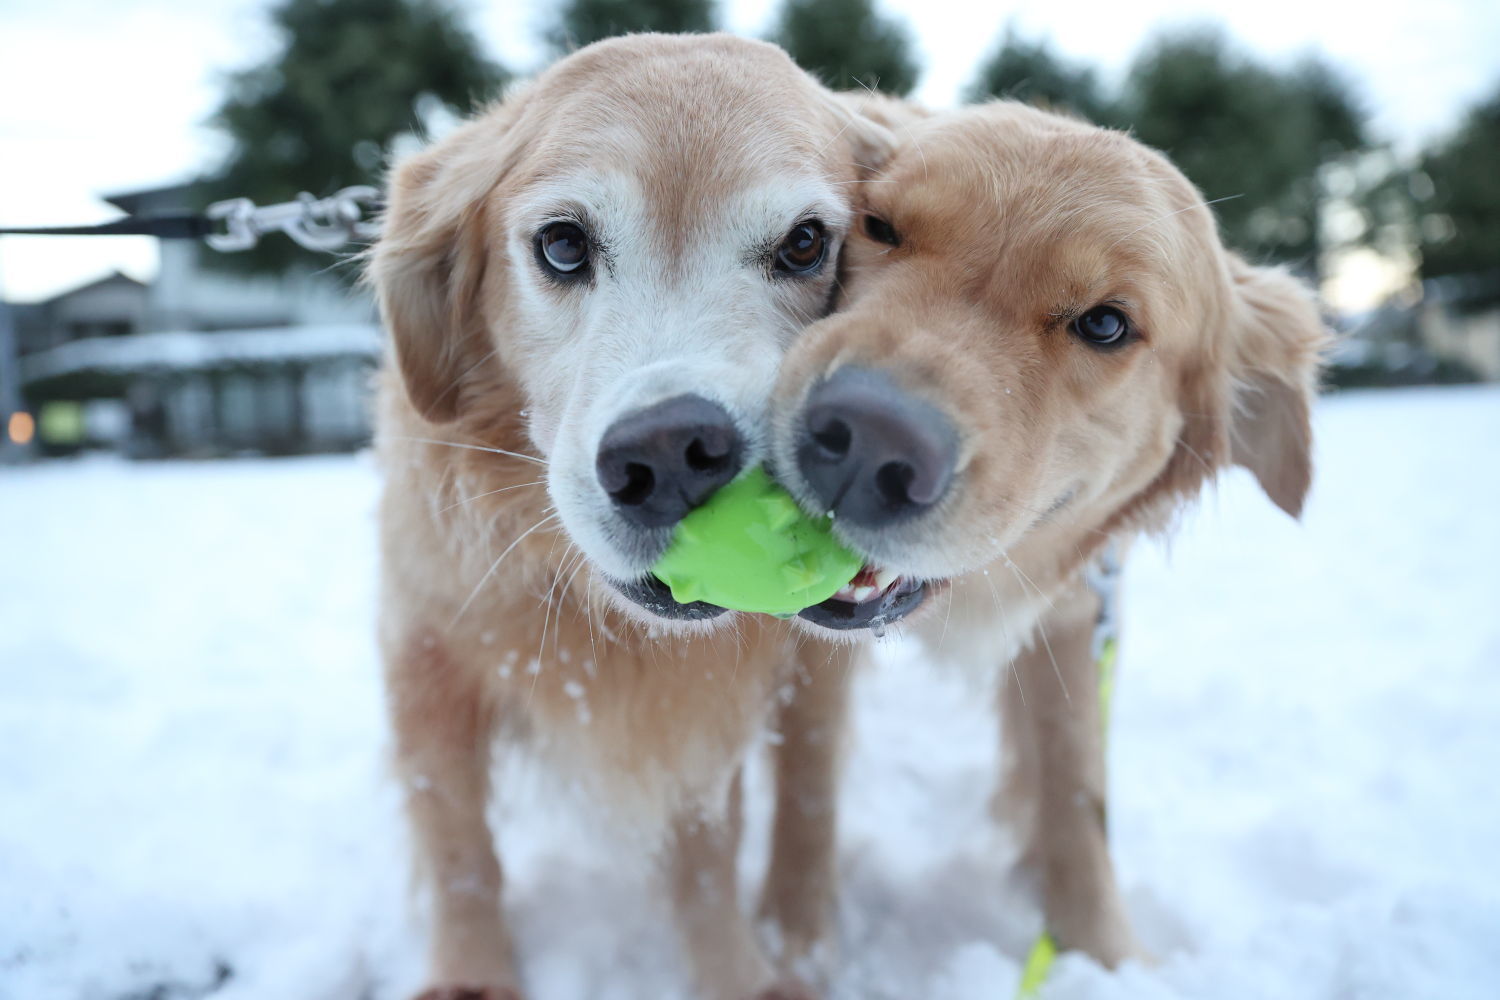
(775, 221), (826, 274)
(537, 221), (589, 277)
(1071, 305), (1131, 347)
(863, 214), (899, 245)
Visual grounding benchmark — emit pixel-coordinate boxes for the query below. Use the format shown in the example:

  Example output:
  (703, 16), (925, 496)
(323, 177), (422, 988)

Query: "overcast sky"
(1, 0), (1496, 301)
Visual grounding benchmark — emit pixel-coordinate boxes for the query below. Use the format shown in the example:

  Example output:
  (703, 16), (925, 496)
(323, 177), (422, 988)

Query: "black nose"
(596, 394), (745, 529)
(797, 367), (958, 528)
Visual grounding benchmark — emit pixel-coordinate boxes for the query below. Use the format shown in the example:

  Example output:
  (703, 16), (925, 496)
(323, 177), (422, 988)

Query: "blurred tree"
(549, 0), (717, 52)
(770, 0), (919, 95)
(1120, 29), (1367, 271)
(1292, 56), (1367, 158)
(965, 24), (1115, 124)
(206, 0), (504, 276)
(1417, 83), (1500, 286)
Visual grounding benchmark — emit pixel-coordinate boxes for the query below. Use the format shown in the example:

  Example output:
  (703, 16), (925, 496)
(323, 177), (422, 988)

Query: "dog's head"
(369, 34), (893, 624)
(770, 101), (1330, 632)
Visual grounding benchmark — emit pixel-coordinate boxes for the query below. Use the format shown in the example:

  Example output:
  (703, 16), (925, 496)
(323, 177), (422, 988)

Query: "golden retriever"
(768, 100), (1329, 966)
(367, 33), (893, 1000)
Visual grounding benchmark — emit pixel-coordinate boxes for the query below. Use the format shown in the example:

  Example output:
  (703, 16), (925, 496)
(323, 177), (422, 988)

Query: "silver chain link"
(205, 185), (380, 253)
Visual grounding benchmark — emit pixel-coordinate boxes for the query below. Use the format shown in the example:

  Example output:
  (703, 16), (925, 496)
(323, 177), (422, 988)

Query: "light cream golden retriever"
(768, 100), (1329, 966)
(367, 33), (893, 1000)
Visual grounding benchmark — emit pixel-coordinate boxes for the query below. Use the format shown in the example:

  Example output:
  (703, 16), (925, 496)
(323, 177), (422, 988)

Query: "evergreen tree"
(770, 0), (919, 96)
(549, 0), (717, 53)
(207, 0), (504, 276)
(965, 25), (1114, 124)
(1119, 29), (1367, 270)
(1418, 83), (1500, 286)
(1292, 55), (1366, 156)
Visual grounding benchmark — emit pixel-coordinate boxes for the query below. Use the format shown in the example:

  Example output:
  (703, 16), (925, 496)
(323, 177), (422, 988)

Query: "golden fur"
(370, 37), (1328, 991)
(770, 100), (1331, 965)
(369, 34), (889, 1000)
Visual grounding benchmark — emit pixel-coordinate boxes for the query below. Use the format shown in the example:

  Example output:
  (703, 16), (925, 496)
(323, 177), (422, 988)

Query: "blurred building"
(1417, 273), (1500, 382)
(11, 271), (147, 351)
(1330, 273), (1500, 389)
(10, 182), (381, 459)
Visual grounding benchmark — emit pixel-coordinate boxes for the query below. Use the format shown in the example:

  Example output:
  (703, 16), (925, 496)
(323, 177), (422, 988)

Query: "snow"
(3, 384), (1498, 1000)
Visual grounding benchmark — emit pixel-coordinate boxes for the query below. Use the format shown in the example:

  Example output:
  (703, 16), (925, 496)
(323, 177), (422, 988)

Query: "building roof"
(101, 180), (198, 216)
(20, 324), (383, 385)
(24, 270), (146, 306)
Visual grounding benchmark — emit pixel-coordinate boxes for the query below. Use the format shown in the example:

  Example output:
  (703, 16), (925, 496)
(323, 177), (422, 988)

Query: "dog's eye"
(863, 215), (900, 246)
(1071, 305), (1131, 347)
(537, 221), (589, 277)
(775, 221), (826, 274)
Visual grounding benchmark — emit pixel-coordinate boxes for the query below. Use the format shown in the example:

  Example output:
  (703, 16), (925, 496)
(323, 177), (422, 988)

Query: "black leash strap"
(0, 214), (212, 239)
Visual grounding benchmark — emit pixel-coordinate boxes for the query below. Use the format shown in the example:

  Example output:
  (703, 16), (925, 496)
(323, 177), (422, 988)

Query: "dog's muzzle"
(796, 568), (930, 631)
(610, 575), (729, 620)
(609, 564), (932, 629)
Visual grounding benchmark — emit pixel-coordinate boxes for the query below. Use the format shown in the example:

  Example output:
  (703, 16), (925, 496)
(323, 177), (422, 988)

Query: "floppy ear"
(367, 106), (521, 424)
(1224, 257), (1331, 519)
(822, 90), (912, 173)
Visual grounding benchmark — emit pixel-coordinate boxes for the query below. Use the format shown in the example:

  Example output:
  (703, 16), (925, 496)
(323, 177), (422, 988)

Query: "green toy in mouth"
(650, 467), (864, 617)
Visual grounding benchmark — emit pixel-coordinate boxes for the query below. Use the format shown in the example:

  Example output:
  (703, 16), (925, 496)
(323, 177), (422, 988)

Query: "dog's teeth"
(852, 585), (876, 602)
(873, 567), (900, 592)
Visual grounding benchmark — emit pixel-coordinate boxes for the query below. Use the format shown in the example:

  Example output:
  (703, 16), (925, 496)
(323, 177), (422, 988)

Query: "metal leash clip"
(205, 185), (381, 253)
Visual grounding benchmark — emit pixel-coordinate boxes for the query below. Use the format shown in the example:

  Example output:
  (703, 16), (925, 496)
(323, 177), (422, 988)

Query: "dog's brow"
(512, 172), (641, 225)
(1102, 193), (1244, 255)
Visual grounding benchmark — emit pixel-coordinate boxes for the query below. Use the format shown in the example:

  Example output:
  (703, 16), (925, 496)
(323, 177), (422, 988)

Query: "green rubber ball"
(651, 467), (863, 617)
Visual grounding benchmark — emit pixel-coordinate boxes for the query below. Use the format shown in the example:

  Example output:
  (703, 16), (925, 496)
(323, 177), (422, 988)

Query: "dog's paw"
(413, 986), (523, 1000)
(1056, 916), (1146, 971)
(755, 897), (838, 989)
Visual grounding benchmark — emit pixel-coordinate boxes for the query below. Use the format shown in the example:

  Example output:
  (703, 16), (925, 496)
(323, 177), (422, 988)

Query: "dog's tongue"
(828, 565), (902, 605)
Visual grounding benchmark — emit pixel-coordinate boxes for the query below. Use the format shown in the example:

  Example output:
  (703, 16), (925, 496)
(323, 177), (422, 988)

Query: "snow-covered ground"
(3, 385), (1498, 1000)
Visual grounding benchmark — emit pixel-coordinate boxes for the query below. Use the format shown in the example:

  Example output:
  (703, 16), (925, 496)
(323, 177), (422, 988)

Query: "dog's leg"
(388, 628), (520, 1000)
(998, 578), (1140, 967)
(757, 642), (855, 984)
(669, 772), (801, 1000)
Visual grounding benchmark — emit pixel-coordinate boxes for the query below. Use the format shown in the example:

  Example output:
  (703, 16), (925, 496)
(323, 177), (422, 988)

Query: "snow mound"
(2, 385), (1498, 999)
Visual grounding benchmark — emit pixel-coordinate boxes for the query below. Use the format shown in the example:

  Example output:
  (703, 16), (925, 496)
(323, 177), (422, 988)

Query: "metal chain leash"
(0, 185), (382, 252)
(204, 185), (381, 252)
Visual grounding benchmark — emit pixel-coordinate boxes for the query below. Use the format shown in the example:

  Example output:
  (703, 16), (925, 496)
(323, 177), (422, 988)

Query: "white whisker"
(584, 567), (600, 668)
(1005, 560), (1069, 704)
(449, 513), (559, 627)
(1104, 194), (1244, 254)
(981, 567), (1025, 712)
(394, 435), (548, 467)
(439, 480), (546, 513)
(436, 346), (501, 411)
